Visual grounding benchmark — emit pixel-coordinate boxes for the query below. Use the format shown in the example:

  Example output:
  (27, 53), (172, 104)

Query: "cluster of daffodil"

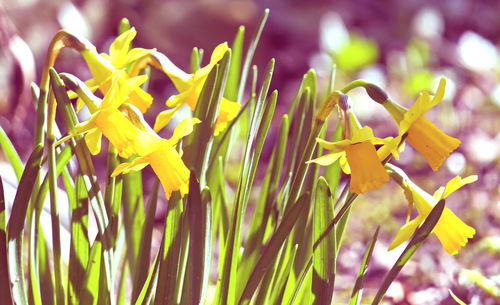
(48, 26), (475, 257)
(308, 78), (476, 255)
(53, 28), (240, 199)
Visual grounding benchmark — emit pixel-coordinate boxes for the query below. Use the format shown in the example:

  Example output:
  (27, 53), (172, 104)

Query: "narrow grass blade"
(349, 227), (379, 305)
(312, 177), (336, 305)
(216, 60), (275, 305)
(225, 25), (245, 101)
(131, 179), (160, 303)
(237, 193), (310, 305)
(186, 174), (212, 305)
(371, 200), (446, 305)
(154, 194), (184, 305)
(68, 172), (90, 305)
(134, 251), (161, 305)
(0, 127), (23, 181)
(190, 47), (201, 73)
(122, 167), (145, 277)
(80, 238), (103, 305)
(237, 9), (269, 102)
(238, 114), (289, 288)
(48, 77), (66, 305)
(7, 144), (43, 305)
(55, 70), (113, 295)
(0, 178), (14, 305)
(267, 245), (299, 305)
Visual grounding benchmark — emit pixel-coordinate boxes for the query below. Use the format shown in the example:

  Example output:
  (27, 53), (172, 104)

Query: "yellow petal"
(124, 47), (153, 66)
(209, 42), (229, 65)
(111, 156), (149, 177)
(213, 98), (240, 136)
(166, 90), (195, 109)
(128, 87), (153, 113)
(84, 128), (103, 155)
(388, 215), (425, 251)
(95, 108), (140, 158)
(339, 154), (350, 174)
(154, 107), (180, 132)
(169, 118), (201, 145)
(407, 117), (461, 171)
(436, 175), (478, 199)
(307, 151), (344, 166)
(109, 28), (136, 67)
(345, 141), (389, 194)
(81, 49), (114, 85)
(399, 78), (446, 133)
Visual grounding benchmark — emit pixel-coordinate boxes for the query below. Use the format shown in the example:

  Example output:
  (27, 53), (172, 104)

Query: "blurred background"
(0, 0), (499, 304)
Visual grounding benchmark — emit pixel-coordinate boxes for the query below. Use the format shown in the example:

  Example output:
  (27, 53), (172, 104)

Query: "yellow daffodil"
(111, 115), (200, 199)
(383, 78), (461, 171)
(387, 165), (476, 255)
(308, 113), (398, 194)
(57, 74), (148, 157)
(154, 43), (240, 135)
(79, 28), (154, 113)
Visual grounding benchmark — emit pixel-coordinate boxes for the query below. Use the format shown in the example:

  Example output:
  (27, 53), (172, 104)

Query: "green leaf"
(131, 180), (160, 303)
(266, 245), (299, 305)
(237, 9), (270, 102)
(312, 177), (336, 305)
(225, 25), (245, 101)
(186, 174), (212, 305)
(121, 164), (145, 277)
(349, 227), (379, 305)
(371, 200), (446, 305)
(54, 69), (113, 299)
(7, 144), (43, 305)
(215, 59), (275, 305)
(238, 114), (289, 289)
(237, 193), (310, 305)
(0, 178), (14, 305)
(0, 127), (23, 182)
(80, 238), (103, 305)
(68, 173), (90, 305)
(154, 194), (184, 305)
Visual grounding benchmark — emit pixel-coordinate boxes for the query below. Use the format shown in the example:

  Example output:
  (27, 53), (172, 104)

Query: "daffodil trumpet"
(386, 163), (476, 255)
(382, 78), (461, 171)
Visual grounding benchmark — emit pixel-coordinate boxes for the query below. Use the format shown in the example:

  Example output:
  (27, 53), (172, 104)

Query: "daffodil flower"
(308, 113), (398, 194)
(154, 42), (240, 135)
(57, 74), (148, 157)
(383, 78), (461, 171)
(387, 165), (476, 255)
(79, 28), (154, 113)
(111, 107), (200, 199)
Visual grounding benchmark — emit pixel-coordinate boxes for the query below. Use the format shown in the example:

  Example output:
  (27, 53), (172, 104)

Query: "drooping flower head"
(308, 112), (399, 194)
(383, 78), (461, 171)
(112, 104), (200, 199)
(79, 28), (154, 113)
(153, 43), (240, 135)
(58, 74), (199, 199)
(387, 164), (476, 255)
(57, 73), (148, 157)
